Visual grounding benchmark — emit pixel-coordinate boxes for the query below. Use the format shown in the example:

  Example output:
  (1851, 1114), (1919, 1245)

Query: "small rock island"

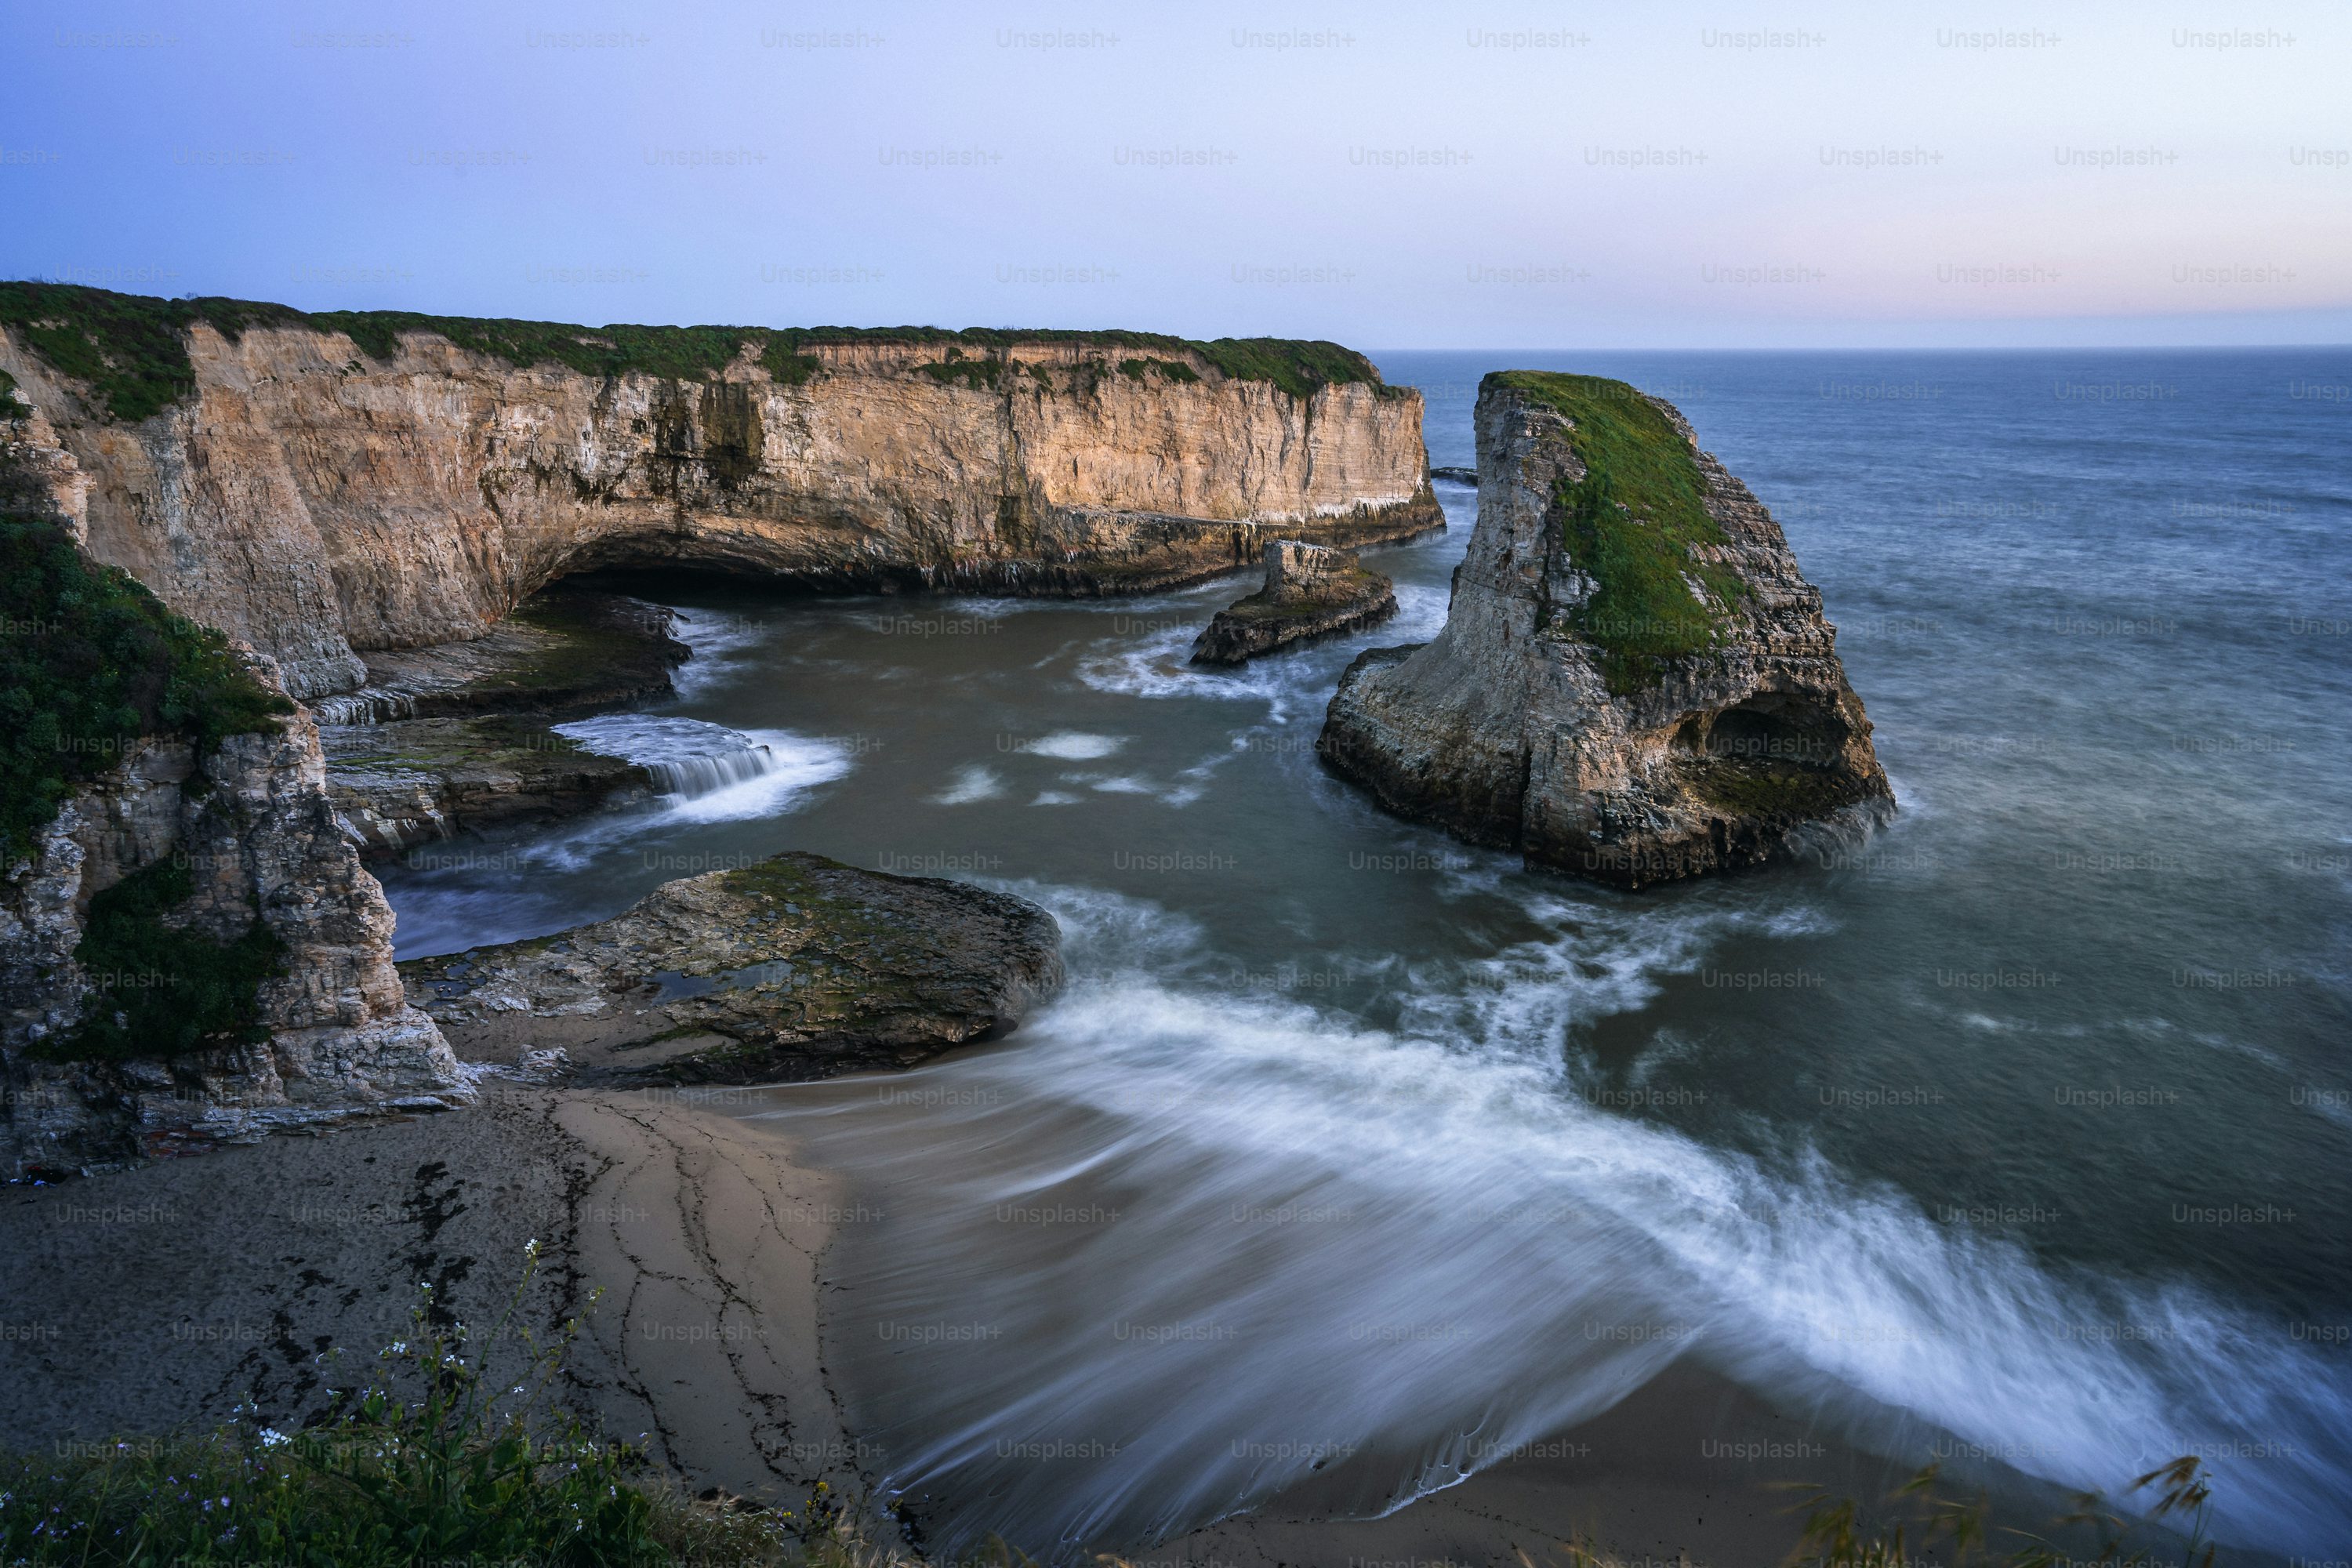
(1190, 539), (1398, 665)
(1319, 372), (1893, 887)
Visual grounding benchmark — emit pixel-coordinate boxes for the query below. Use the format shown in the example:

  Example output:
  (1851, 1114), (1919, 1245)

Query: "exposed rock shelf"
(322, 714), (656, 854)
(2, 285), (1440, 698)
(1319, 372), (1893, 888)
(402, 851), (1063, 1084)
(1189, 539), (1398, 666)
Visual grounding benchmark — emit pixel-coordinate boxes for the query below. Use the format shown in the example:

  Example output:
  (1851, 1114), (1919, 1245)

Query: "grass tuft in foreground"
(0, 1245), (795, 1566)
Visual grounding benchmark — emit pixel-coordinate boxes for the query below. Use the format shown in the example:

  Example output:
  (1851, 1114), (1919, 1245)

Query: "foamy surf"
(538, 717), (852, 851)
(758, 880), (2352, 1560)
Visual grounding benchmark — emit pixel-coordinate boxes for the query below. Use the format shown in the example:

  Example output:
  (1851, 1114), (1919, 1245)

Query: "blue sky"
(5, 0), (2346, 347)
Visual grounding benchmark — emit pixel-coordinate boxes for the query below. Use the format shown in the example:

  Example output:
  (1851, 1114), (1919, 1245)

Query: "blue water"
(379, 349), (2352, 1557)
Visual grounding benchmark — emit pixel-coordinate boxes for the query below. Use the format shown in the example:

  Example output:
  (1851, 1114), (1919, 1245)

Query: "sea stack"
(1318, 372), (1892, 888)
(1189, 539), (1397, 665)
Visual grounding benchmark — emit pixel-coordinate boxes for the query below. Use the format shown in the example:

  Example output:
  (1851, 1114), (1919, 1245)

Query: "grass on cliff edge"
(1488, 369), (1750, 693)
(0, 280), (1395, 423)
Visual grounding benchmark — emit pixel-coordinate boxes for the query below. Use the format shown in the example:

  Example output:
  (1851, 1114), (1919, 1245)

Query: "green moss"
(0, 366), (24, 419)
(1118, 356), (1200, 383)
(1685, 759), (1857, 818)
(45, 857), (287, 1061)
(1, 281), (1400, 423)
(1490, 370), (1748, 694)
(0, 499), (293, 865)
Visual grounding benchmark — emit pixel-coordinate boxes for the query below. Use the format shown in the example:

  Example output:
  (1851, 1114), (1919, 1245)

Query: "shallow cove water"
(377, 350), (2352, 1559)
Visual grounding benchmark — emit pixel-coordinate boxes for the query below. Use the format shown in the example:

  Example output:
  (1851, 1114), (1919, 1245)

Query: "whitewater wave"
(535, 717), (851, 858)
(760, 880), (2352, 1559)
(664, 607), (771, 698)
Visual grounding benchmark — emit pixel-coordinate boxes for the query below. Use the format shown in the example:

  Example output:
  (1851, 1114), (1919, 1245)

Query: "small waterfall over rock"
(550, 715), (783, 799)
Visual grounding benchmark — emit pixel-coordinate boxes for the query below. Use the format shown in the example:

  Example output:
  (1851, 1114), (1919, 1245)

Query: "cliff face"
(0, 662), (468, 1178)
(0, 423), (465, 1177)
(1, 291), (1438, 699)
(1319, 373), (1891, 888)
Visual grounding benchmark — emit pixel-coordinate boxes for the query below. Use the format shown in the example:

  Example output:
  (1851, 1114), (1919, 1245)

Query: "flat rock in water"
(1189, 539), (1398, 665)
(322, 713), (655, 853)
(401, 851), (1064, 1083)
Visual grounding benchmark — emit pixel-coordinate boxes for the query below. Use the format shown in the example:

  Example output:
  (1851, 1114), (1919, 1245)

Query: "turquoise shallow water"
(379, 349), (2352, 1556)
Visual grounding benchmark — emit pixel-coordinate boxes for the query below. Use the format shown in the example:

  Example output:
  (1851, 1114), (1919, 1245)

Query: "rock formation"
(1319, 372), (1891, 887)
(0, 669), (470, 1179)
(1, 285), (1439, 699)
(1190, 539), (1398, 665)
(0, 426), (468, 1178)
(402, 851), (1063, 1083)
(322, 716), (657, 855)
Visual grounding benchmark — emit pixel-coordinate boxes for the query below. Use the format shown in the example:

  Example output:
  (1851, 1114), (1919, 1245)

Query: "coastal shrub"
(53, 857), (285, 1062)
(1490, 369), (1749, 692)
(917, 351), (1006, 390)
(0, 1246), (793, 1567)
(0, 282), (1396, 423)
(1782, 1455), (2222, 1567)
(0, 498), (292, 866)
(1116, 357), (1200, 383)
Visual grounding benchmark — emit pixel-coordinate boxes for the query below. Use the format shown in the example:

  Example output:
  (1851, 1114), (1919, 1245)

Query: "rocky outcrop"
(322, 715), (656, 854)
(402, 851), (1062, 1084)
(1319, 372), (1891, 888)
(1190, 539), (1397, 665)
(1, 660), (469, 1179)
(1, 286), (1439, 699)
(310, 585), (690, 727)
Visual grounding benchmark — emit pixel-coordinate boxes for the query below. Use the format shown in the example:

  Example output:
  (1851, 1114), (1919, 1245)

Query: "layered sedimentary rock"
(1, 286), (1439, 698)
(1319, 372), (1891, 887)
(402, 851), (1063, 1083)
(1190, 539), (1397, 665)
(0, 660), (468, 1178)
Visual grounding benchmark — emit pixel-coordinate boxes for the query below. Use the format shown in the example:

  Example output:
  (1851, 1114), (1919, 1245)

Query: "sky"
(5, 0), (2347, 349)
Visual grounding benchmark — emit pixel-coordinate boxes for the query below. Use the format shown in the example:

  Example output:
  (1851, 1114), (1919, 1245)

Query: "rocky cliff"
(1319, 372), (1891, 887)
(0, 285), (1439, 699)
(0, 424), (467, 1177)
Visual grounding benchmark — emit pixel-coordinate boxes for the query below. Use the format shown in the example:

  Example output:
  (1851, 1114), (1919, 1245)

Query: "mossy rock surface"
(400, 851), (1063, 1083)
(1490, 370), (1751, 694)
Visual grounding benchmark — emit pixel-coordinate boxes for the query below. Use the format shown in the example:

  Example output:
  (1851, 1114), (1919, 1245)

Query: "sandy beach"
(4, 1083), (2246, 1568)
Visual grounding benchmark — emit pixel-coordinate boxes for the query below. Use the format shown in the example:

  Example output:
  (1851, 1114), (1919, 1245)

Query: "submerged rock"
(1189, 540), (1398, 666)
(1319, 372), (1892, 888)
(401, 852), (1064, 1083)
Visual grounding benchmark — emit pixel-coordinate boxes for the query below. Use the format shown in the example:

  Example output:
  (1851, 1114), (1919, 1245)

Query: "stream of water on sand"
(378, 350), (2352, 1559)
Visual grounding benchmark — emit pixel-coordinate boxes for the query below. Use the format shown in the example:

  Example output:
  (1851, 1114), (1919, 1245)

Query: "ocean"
(376, 348), (2352, 1558)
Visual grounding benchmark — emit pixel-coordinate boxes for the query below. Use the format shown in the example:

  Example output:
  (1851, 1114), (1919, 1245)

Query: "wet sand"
(0, 1083), (883, 1514)
(1, 1092), (2245, 1568)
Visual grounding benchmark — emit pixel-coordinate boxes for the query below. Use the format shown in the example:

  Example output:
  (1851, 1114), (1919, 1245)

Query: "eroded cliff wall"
(0, 292), (1438, 698)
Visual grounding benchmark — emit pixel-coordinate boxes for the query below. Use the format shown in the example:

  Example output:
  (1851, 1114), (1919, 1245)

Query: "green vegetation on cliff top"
(0, 280), (1394, 424)
(1489, 369), (1748, 692)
